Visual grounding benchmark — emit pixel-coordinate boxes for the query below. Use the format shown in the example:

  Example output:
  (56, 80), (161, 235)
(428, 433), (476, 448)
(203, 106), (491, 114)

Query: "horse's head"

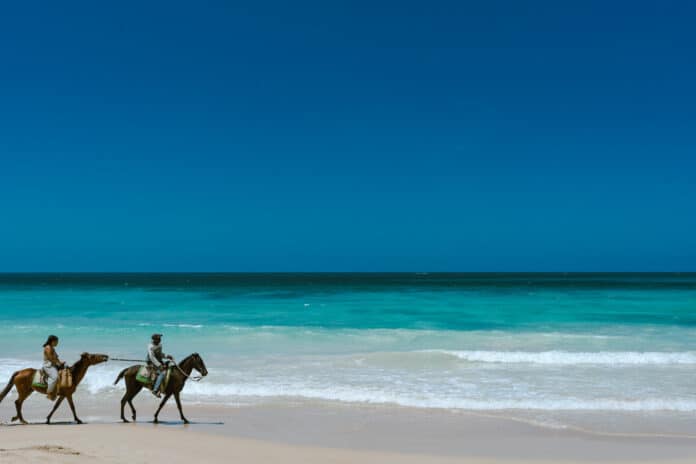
(81, 352), (109, 366)
(190, 352), (208, 377)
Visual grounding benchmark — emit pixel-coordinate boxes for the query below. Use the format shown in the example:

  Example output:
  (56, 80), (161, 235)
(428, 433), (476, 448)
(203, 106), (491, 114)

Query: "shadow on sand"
(1, 419), (225, 427)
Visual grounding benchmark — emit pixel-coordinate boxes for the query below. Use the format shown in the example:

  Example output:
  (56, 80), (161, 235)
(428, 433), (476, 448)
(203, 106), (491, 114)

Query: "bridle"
(175, 356), (204, 382)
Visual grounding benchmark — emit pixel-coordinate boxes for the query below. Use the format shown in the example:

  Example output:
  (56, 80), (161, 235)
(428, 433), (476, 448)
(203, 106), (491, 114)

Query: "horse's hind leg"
(66, 395), (82, 424)
(174, 392), (189, 424)
(11, 390), (31, 424)
(121, 378), (142, 422)
(120, 392), (130, 422)
(12, 398), (26, 424)
(128, 382), (143, 421)
(46, 396), (65, 424)
(128, 395), (138, 421)
(121, 388), (140, 422)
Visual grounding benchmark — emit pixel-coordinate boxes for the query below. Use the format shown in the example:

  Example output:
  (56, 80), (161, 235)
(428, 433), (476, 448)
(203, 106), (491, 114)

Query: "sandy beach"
(2, 425), (467, 464)
(3, 401), (696, 463)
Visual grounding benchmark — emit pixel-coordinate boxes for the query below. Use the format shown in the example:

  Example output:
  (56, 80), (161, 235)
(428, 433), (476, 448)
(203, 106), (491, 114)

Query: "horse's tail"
(113, 367), (129, 385)
(0, 371), (18, 403)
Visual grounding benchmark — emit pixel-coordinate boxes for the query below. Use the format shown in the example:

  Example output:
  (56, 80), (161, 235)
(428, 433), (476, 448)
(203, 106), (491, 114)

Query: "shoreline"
(4, 402), (696, 462)
(7, 391), (696, 435)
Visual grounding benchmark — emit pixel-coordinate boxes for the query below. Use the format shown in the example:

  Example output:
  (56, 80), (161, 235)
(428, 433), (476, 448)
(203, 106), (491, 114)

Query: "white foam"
(163, 323), (204, 329)
(70, 368), (696, 413)
(424, 350), (696, 365)
(133, 382), (696, 412)
(5, 352), (696, 413)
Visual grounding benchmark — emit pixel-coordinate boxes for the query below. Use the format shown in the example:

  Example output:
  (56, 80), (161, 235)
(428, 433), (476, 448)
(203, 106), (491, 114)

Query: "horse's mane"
(70, 356), (86, 375)
(178, 353), (195, 367)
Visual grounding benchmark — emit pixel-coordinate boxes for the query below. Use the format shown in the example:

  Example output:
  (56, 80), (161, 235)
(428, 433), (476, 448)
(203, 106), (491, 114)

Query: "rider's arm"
(148, 344), (162, 368)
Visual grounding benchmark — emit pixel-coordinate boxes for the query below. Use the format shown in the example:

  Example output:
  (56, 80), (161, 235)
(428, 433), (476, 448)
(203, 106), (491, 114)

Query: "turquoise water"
(1, 273), (696, 413)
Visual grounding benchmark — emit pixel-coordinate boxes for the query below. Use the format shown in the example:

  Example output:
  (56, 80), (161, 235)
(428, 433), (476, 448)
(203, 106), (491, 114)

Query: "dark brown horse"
(113, 353), (207, 424)
(0, 352), (109, 424)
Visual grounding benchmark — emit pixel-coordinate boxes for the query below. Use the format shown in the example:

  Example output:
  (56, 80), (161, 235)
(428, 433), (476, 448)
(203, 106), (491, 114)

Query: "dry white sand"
(1, 424), (469, 464)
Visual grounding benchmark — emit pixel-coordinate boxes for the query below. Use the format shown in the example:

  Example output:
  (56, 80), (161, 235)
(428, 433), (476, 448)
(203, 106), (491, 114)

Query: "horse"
(113, 353), (207, 424)
(0, 352), (109, 424)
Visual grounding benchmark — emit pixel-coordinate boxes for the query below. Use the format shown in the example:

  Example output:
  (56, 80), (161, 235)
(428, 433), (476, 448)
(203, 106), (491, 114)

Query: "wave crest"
(423, 350), (696, 365)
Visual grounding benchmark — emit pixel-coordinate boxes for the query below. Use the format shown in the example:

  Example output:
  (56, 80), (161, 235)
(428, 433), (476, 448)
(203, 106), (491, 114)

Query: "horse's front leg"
(153, 393), (171, 424)
(174, 392), (189, 424)
(66, 395), (83, 424)
(46, 396), (65, 424)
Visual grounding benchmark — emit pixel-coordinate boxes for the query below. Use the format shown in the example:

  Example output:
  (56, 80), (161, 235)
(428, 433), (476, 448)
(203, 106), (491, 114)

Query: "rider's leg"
(44, 366), (58, 400)
(153, 370), (165, 395)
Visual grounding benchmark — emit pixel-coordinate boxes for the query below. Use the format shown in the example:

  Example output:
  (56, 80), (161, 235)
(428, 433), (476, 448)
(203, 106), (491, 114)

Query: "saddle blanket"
(136, 365), (171, 392)
(32, 370), (48, 388)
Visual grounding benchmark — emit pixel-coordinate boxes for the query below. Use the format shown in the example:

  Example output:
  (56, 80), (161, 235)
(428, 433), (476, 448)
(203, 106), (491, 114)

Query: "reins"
(107, 355), (204, 381)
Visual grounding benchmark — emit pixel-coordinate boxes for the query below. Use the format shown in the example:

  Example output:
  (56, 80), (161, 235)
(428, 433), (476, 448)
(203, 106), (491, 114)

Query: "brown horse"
(0, 352), (109, 424)
(114, 353), (207, 424)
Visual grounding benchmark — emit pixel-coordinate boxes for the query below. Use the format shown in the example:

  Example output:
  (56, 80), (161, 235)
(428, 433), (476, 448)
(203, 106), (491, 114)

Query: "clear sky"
(1, 1), (694, 271)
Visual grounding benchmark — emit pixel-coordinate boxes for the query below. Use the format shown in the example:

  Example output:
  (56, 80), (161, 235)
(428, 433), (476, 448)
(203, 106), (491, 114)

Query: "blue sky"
(1, 1), (694, 271)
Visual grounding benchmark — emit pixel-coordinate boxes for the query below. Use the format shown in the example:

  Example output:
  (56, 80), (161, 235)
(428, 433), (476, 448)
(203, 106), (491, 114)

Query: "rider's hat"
(152, 333), (163, 340)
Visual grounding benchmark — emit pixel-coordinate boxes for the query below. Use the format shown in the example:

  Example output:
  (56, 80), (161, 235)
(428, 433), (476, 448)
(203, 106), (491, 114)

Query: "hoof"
(46, 419), (51, 424)
(153, 418), (159, 424)
(122, 418), (130, 423)
(11, 416), (18, 422)
(75, 419), (83, 424)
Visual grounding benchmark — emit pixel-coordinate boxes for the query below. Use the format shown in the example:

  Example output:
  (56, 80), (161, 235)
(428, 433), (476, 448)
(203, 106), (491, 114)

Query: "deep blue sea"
(1, 273), (696, 413)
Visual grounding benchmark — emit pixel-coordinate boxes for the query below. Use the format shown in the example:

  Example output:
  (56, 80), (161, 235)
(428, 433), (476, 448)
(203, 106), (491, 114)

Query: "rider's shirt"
(147, 343), (166, 368)
(43, 345), (61, 368)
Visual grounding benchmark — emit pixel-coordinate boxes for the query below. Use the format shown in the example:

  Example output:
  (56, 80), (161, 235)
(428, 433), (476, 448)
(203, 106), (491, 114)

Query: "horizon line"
(0, 271), (694, 275)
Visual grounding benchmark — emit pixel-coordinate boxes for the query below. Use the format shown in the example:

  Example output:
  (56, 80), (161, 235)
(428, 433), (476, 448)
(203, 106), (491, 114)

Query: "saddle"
(32, 368), (73, 392)
(136, 365), (172, 393)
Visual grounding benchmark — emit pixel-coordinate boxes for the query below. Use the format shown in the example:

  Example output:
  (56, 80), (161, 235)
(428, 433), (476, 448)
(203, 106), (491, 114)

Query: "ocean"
(1, 273), (696, 419)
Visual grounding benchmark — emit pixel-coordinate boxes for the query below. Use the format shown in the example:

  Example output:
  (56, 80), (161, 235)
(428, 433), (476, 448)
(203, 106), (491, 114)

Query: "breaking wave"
(423, 350), (696, 365)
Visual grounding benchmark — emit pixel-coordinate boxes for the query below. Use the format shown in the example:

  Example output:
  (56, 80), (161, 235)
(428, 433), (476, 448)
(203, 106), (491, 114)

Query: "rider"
(42, 335), (65, 401)
(147, 333), (173, 398)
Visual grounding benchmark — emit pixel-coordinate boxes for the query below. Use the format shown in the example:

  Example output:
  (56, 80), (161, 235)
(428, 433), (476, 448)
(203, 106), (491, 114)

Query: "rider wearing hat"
(147, 333), (173, 398)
